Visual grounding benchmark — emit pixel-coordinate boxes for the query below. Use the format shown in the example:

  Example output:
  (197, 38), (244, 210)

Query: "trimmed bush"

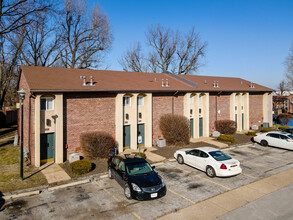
(247, 131), (258, 136)
(215, 120), (237, 134)
(159, 114), (190, 145)
(70, 159), (92, 175)
(278, 113), (293, 125)
(217, 135), (235, 144)
(80, 132), (115, 159)
(260, 128), (274, 133)
(279, 126), (291, 131)
(132, 152), (147, 159)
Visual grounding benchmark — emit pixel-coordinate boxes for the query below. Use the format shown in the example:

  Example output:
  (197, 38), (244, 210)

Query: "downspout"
(216, 91), (223, 121)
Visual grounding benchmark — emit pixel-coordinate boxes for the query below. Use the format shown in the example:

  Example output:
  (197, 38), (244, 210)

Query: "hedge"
(217, 135), (235, 144)
(70, 160), (92, 175)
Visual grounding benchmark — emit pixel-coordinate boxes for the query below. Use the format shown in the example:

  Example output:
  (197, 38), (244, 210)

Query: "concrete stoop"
(41, 163), (71, 184)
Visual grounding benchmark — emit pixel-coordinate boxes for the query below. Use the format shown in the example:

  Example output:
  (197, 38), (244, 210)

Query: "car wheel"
(206, 166), (216, 178)
(108, 167), (113, 179)
(177, 155), (184, 164)
(260, 140), (268, 146)
(124, 184), (132, 200)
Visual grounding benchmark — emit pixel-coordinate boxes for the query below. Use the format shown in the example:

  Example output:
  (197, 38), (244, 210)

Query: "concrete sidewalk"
(157, 167), (293, 220)
(190, 137), (228, 149)
(41, 163), (71, 184)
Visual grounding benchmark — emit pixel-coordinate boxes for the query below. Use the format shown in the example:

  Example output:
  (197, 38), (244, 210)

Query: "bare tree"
(0, 0), (51, 36)
(120, 24), (207, 74)
(119, 42), (146, 72)
(59, 0), (112, 69)
(278, 80), (287, 96)
(0, 27), (26, 109)
(19, 9), (61, 66)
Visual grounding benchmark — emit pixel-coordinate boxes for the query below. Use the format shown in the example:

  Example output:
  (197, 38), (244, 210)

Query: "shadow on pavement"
(0, 191), (5, 212)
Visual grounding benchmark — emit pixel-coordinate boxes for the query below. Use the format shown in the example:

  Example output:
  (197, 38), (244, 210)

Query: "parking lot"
(1, 143), (293, 220)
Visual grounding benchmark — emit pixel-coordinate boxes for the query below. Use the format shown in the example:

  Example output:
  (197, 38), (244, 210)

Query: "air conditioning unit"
(69, 153), (80, 163)
(262, 122), (269, 128)
(157, 138), (166, 148)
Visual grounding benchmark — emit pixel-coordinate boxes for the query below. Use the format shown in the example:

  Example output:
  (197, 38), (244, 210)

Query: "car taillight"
(254, 134), (258, 137)
(220, 164), (227, 169)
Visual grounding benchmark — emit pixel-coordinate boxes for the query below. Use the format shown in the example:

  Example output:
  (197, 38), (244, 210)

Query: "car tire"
(108, 167), (114, 179)
(206, 166), (216, 178)
(124, 184), (132, 200)
(177, 155), (184, 164)
(260, 140), (268, 146)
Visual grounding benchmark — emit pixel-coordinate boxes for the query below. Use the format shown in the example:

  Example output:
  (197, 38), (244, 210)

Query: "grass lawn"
(0, 144), (48, 193)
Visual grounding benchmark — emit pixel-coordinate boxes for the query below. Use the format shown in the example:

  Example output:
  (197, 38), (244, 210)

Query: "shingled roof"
(20, 66), (273, 93)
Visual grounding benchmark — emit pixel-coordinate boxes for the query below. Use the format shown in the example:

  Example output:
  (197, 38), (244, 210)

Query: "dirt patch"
(188, 183), (203, 189)
(156, 167), (183, 174)
(152, 142), (219, 159)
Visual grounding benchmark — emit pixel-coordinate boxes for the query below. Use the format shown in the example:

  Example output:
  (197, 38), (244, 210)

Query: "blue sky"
(91, 0), (293, 89)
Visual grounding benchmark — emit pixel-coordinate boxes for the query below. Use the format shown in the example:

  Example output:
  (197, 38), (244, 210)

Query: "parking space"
(1, 143), (293, 220)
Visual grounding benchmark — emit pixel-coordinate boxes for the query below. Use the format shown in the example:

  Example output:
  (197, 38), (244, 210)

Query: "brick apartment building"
(18, 66), (273, 167)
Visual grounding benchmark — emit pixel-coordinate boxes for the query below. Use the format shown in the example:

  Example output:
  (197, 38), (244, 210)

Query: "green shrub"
(260, 128), (274, 133)
(217, 135), (235, 144)
(279, 126), (291, 131)
(80, 132), (115, 159)
(132, 152), (147, 159)
(247, 131), (258, 136)
(70, 160), (92, 175)
(159, 114), (190, 145)
(215, 120), (237, 134)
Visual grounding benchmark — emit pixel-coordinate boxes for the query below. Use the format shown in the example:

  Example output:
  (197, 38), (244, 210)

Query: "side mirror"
(152, 166), (156, 170)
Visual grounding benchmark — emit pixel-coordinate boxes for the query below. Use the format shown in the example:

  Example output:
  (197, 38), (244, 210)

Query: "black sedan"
(107, 154), (166, 200)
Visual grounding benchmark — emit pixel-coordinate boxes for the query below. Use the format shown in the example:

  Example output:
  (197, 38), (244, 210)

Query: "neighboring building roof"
(181, 75), (273, 92)
(20, 66), (273, 93)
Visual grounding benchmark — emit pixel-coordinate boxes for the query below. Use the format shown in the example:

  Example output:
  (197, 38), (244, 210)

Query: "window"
(125, 114), (129, 120)
(123, 96), (131, 107)
(190, 95), (194, 104)
(190, 109), (193, 115)
(41, 98), (54, 111)
(199, 108), (202, 114)
(267, 133), (279, 139)
(138, 96), (144, 106)
(199, 151), (209, 158)
(118, 161), (125, 172)
(139, 112), (142, 119)
(199, 94), (202, 103)
(235, 106), (237, 111)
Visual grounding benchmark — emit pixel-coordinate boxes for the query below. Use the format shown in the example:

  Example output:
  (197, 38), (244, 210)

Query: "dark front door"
(190, 119), (194, 138)
(137, 124), (145, 147)
(40, 133), (55, 164)
(242, 113), (244, 130)
(199, 118), (203, 137)
(123, 125), (131, 150)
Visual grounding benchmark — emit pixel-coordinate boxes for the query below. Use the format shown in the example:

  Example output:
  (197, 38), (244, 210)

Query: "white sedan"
(253, 131), (293, 150)
(174, 147), (242, 178)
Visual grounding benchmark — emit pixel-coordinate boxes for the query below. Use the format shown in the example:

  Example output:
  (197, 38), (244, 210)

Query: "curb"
(48, 179), (91, 191)
(3, 190), (41, 200)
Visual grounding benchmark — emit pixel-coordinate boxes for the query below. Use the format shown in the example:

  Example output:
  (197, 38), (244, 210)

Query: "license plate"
(151, 193), (158, 198)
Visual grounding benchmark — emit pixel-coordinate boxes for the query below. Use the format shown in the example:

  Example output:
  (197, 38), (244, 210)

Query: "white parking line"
(168, 163), (231, 190)
(95, 181), (144, 220)
(168, 188), (196, 204)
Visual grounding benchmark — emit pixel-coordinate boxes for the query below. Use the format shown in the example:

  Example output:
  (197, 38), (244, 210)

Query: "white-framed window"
(199, 94), (202, 103)
(190, 95), (194, 104)
(137, 96), (144, 106)
(123, 96), (131, 107)
(41, 97), (54, 111)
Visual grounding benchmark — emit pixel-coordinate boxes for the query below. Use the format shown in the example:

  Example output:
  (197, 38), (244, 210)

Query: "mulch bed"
(60, 158), (108, 178)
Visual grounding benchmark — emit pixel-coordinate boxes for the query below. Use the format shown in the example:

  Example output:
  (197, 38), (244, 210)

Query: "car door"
(184, 150), (198, 167)
(279, 134), (293, 150)
(194, 150), (209, 171)
(116, 161), (127, 187)
(266, 133), (279, 146)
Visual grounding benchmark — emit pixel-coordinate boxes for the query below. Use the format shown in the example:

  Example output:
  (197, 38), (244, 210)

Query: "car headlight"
(161, 179), (165, 187)
(131, 183), (142, 192)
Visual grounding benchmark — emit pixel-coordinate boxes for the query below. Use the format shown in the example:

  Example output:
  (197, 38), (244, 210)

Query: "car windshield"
(209, 151), (232, 161)
(126, 162), (153, 175)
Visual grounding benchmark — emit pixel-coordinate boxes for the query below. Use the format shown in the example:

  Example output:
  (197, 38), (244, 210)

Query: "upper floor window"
(199, 94), (202, 103)
(123, 96), (131, 107)
(138, 96), (144, 106)
(41, 98), (54, 111)
(190, 95), (194, 104)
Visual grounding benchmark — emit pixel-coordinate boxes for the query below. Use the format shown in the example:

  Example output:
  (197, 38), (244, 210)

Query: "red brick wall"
(18, 73), (36, 165)
(152, 94), (184, 145)
(249, 94), (263, 127)
(209, 95), (230, 134)
(64, 93), (116, 158)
